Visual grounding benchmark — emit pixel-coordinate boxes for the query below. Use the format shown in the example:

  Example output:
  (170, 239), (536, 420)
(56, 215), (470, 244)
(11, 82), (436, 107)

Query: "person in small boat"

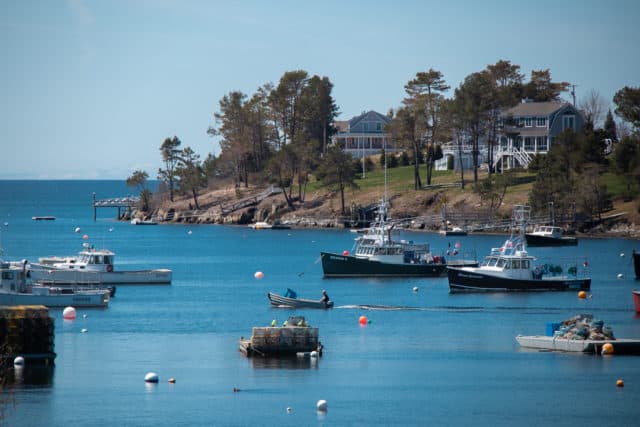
(320, 289), (330, 306)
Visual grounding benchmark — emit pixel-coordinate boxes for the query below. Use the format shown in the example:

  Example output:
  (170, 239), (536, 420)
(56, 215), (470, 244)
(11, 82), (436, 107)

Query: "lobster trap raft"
(239, 317), (321, 357)
(1, 305), (56, 365)
(516, 313), (640, 355)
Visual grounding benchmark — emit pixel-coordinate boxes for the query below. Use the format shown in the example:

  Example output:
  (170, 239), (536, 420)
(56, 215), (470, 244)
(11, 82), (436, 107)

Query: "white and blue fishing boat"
(447, 205), (591, 293)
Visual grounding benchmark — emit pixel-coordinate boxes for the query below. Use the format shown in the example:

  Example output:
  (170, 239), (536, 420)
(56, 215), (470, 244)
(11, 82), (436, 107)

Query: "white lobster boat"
(0, 260), (110, 307)
(29, 246), (172, 285)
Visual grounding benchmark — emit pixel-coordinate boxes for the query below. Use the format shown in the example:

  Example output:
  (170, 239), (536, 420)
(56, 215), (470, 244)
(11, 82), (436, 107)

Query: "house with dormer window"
(331, 111), (397, 157)
(495, 100), (585, 170)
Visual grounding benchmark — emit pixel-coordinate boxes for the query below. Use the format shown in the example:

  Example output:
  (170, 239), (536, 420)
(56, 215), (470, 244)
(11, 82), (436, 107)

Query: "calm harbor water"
(1, 180), (639, 426)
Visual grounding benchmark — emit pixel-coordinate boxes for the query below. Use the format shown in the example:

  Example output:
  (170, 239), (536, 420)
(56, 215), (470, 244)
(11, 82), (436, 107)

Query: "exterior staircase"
(493, 147), (533, 169)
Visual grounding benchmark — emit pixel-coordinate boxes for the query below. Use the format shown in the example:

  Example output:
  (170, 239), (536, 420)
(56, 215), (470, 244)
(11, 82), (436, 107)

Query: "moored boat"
(131, 218), (158, 225)
(0, 260), (110, 307)
(633, 290), (640, 313)
(248, 221), (272, 229)
(633, 249), (640, 279)
(321, 200), (477, 278)
(268, 290), (333, 309)
(440, 226), (468, 236)
(28, 245), (172, 285)
(525, 225), (577, 246)
(448, 205), (590, 293)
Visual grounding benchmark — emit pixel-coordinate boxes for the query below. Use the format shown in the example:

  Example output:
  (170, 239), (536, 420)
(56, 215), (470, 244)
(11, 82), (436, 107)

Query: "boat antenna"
(384, 138), (388, 203)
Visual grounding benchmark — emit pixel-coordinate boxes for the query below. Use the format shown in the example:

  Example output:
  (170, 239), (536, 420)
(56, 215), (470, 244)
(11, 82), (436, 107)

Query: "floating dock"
(1, 305), (56, 365)
(516, 335), (640, 355)
(32, 216), (56, 221)
(239, 317), (321, 357)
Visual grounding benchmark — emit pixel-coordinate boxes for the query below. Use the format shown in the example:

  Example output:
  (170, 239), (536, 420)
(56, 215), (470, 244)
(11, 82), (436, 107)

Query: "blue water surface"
(1, 180), (639, 426)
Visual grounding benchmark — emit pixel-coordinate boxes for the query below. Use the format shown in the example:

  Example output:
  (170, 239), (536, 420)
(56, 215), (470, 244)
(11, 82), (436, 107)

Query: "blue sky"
(2, 0), (639, 179)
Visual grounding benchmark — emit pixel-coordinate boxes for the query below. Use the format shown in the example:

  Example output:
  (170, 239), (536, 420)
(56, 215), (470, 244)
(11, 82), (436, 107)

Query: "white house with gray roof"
(331, 110), (397, 158)
(496, 100), (585, 170)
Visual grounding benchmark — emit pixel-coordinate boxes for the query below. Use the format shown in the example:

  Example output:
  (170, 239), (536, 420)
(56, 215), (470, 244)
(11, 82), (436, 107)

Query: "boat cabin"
(482, 238), (537, 280)
(52, 249), (115, 271)
(1, 262), (29, 292)
(530, 225), (563, 238)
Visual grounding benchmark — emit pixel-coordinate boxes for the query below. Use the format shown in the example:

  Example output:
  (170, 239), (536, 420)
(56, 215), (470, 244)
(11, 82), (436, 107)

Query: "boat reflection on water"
(248, 356), (319, 370)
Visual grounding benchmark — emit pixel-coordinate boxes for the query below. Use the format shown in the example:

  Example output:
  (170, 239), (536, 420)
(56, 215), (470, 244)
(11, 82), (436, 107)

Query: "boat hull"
(268, 292), (333, 309)
(29, 267), (172, 285)
(516, 335), (640, 355)
(0, 291), (109, 307)
(633, 251), (640, 279)
(633, 290), (640, 313)
(447, 267), (591, 293)
(525, 234), (577, 247)
(321, 251), (449, 277)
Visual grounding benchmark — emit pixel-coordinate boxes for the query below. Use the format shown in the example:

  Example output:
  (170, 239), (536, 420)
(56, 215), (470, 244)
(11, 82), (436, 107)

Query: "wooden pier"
(92, 192), (139, 221)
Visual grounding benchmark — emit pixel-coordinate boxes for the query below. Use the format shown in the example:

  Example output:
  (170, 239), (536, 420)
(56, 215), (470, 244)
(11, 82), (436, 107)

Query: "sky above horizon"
(2, 0), (639, 179)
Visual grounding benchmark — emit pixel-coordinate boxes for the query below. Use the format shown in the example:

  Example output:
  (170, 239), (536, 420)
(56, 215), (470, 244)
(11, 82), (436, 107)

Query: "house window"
(536, 117), (546, 127)
(500, 137), (508, 149)
(562, 115), (575, 130)
(376, 123), (382, 131)
(525, 118), (532, 127)
(537, 136), (548, 151)
(524, 137), (535, 151)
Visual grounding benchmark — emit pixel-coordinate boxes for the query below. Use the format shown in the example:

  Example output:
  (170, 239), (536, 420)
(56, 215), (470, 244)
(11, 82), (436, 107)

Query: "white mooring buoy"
(144, 372), (159, 383)
(317, 399), (328, 412)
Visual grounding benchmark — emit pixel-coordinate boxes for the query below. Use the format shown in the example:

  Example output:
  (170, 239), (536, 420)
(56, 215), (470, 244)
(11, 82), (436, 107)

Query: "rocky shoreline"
(132, 203), (640, 240)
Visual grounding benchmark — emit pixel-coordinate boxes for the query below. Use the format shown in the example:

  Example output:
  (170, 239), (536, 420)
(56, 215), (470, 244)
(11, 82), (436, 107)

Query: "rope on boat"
(297, 256), (321, 277)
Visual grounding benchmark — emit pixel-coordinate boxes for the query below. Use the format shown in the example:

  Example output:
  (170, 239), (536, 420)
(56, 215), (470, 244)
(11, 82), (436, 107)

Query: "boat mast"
(512, 205), (531, 242)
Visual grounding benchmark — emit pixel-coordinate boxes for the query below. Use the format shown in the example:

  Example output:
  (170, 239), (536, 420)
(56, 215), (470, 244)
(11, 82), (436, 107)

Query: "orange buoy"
(343, 250), (349, 256)
(254, 271), (264, 279)
(359, 315), (368, 326)
(578, 291), (586, 299)
(616, 379), (624, 387)
(602, 343), (614, 355)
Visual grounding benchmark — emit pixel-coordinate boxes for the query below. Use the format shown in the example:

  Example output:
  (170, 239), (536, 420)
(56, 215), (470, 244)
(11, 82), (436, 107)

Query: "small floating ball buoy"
(82, 234), (89, 240)
(168, 377), (176, 383)
(63, 306), (77, 320)
(620, 253), (625, 257)
(287, 407), (292, 413)
(14, 356), (25, 367)
(109, 227), (114, 232)
(343, 250), (349, 256)
(144, 372), (159, 383)
(81, 328), (88, 333)
(602, 343), (614, 355)
(616, 379), (624, 388)
(3, 222), (8, 226)
(359, 315), (368, 326)
(188, 230), (192, 235)
(412, 286), (419, 292)
(310, 351), (318, 358)
(617, 273), (623, 279)
(75, 227), (81, 233)
(317, 400), (328, 412)
(254, 271), (264, 279)
(578, 291), (586, 299)
(233, 387), (241, 392)
(83, 314), (87, 319)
